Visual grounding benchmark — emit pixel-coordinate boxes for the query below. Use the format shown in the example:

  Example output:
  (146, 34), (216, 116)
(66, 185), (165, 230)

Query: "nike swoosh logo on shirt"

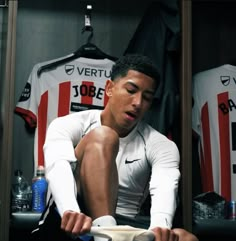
(125, 158), (141, 164)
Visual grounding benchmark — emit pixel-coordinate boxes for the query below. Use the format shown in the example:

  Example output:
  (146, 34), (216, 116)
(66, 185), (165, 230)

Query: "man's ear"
(105, 79), (114, 97)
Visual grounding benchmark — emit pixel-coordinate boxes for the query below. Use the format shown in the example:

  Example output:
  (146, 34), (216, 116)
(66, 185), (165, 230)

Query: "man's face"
(105, 69), (156, 136)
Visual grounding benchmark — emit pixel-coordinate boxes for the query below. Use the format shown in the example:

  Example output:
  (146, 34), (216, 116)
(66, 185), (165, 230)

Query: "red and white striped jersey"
(192, 64), (236, 201)
(15, 57), (115, 172)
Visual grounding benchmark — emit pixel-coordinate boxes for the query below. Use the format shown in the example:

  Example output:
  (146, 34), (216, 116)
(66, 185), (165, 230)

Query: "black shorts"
(30, 202), (150, 241)
(30, 203), (79, 241)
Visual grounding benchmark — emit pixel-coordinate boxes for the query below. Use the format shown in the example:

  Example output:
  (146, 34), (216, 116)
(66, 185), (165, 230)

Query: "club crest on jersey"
(221, 76), (230, 86)
(65, 65), (75, 75)
(19, 82), (31, 102)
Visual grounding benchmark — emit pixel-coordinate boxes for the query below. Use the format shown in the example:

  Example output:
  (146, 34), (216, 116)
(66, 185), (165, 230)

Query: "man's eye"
(127, 88), (136, 94)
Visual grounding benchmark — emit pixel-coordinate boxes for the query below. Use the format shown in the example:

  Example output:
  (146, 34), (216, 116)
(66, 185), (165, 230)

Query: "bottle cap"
(36, 165), (45, 175)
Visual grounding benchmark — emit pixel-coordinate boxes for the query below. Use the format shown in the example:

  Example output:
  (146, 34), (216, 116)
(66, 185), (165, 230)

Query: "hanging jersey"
(15, 57), (115, 171)
(124, 1), (180, 139)
(192, 64), (236, 201)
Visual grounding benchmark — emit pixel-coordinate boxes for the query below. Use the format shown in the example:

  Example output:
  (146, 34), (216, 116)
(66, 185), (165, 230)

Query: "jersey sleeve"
(15, 64), (41, 128)
(148, 137), (180, 229)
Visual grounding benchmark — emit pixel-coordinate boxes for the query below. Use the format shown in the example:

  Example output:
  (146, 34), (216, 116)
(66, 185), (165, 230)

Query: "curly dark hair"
(110, 54), (160, 89)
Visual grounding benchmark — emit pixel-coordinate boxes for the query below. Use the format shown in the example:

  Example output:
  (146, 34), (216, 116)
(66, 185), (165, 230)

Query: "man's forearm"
(46, 160), (80, 216)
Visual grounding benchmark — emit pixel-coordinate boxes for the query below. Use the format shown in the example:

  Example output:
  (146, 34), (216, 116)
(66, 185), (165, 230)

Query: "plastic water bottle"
(11, 169), (31, 212)
(32, 166), (48, 212)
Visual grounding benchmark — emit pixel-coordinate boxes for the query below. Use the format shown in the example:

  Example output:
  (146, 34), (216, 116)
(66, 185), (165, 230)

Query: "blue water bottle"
(32, 166), (48, 212)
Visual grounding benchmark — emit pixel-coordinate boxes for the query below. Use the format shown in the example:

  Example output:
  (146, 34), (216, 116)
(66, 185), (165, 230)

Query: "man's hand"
(151, 227), (179, 241)
(61, 210), (92, 236)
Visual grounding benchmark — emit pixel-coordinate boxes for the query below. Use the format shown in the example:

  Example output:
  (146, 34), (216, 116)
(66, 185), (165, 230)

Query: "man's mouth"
(126, 111), (137, 120)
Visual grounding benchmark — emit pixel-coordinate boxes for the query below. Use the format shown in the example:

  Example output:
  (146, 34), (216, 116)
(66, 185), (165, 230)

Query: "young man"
(33, 54), (198, 241)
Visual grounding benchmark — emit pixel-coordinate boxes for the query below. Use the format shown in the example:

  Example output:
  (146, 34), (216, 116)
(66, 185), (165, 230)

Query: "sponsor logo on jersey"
(125, 158), (141, 164)
(221, 76), (230, 86)
(77, 66), (111, 78)
(18, 82), (31, 102)
(65, 65), (75, 75)
(70, 103), (104, 112)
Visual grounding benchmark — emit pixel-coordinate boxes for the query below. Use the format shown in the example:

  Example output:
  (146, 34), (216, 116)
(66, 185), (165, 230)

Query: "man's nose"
(132, 93), (142, 107)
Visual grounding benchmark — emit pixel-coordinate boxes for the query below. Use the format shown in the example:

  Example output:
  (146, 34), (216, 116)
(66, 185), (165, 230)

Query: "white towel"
(89, 225), (155, 241)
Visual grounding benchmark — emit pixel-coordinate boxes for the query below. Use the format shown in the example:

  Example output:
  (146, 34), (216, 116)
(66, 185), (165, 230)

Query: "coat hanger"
(37, 5), (117, 77)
